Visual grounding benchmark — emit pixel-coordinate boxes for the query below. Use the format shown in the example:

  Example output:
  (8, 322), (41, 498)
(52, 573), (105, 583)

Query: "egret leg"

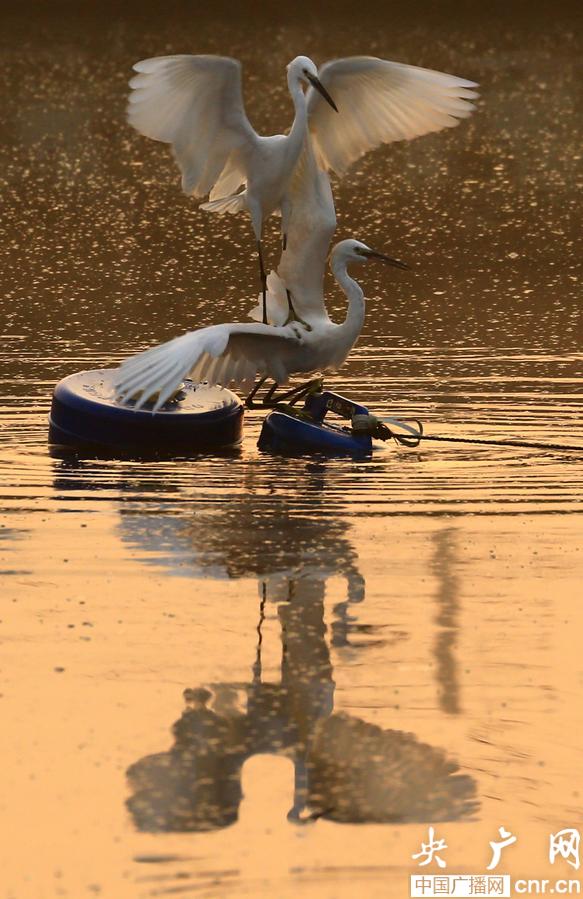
(280, 196), (291, 254)
(245, 378), (281, 409)
(285, 289), (312, 331)
(245, 377), (323, 409)
(257, 241), (268, 325)
(245, 375), (269, 408)
(266, 377), (323, 406)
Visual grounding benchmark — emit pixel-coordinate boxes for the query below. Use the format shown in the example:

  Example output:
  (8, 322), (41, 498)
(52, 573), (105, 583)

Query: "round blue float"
(49, 369), (244, 455)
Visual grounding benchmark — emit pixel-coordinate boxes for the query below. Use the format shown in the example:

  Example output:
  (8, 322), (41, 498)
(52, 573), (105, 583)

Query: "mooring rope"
(404, 433), (583, 452)
(365, 414), (583, 453)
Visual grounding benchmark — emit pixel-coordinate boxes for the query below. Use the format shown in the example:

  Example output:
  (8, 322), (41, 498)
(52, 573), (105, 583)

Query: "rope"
(406, 433), (583, 453)
(357, 413), (583, 453)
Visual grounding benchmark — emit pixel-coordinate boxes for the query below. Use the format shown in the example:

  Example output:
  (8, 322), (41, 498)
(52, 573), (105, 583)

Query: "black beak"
(362, 248), (410, 270)
(306, 73), (339, 113)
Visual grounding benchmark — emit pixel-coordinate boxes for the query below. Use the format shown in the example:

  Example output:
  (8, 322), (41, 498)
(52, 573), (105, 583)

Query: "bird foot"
(245, 377), (323, 409)
(284, 311), (312, 331)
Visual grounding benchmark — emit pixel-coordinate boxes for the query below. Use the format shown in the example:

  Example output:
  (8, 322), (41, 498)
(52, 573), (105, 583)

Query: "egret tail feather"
(200, 191), (247, 215)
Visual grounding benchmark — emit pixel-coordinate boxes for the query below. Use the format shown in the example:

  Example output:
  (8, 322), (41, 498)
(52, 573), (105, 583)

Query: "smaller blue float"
(258, 390), (422, 456)
(49, 370), (243, 455)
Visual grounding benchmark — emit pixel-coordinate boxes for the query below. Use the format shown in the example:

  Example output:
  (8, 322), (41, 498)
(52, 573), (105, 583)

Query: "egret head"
(331, 239), (410, 272)
(288, 56), (338, 112)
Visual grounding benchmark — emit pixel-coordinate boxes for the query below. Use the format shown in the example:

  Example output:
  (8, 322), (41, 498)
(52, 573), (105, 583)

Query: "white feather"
(248, 271), (290, 326)
(128, 55), (256, 198)
(307, 57), (478, 175)
(114, 322), (306, 412)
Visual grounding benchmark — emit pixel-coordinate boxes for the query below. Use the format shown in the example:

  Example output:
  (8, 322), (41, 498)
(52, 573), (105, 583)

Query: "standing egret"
(113, 239), (408, 412)
(126, 54), (477, 321)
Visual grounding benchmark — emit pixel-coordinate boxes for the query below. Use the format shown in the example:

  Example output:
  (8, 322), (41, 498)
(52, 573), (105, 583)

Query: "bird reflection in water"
(126, 533), (477, 832)
(49, 456), (477, 830)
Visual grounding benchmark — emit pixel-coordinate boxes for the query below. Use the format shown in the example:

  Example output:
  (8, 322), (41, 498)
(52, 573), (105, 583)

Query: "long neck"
(286, 72), (308, 151)
(332, 260), (366, 344)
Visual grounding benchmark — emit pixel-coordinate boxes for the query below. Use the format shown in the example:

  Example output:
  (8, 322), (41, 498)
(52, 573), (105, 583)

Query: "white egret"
(127, 54), (338, 322)
(113, 239), (408, 412)
(127, 54), (477, 321)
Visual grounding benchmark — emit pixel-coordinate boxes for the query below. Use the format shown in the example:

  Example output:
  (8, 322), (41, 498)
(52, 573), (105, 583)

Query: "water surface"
(1, 1), (582, 897)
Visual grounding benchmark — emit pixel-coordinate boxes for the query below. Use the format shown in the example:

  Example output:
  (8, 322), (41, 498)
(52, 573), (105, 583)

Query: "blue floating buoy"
(49, 369), (244, 455)
(258, 391), (374, 456)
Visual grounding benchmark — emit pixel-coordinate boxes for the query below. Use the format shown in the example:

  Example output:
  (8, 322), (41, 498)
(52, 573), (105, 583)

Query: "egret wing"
(114, 322), (304, 411)
(307, 57), (478, 176)
(128, 55), (256, 196)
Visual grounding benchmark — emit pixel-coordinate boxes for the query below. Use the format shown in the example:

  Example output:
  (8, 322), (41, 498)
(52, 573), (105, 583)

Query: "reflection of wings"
(128, 55), (256, 197)
(308, 713), (478, 822)
(249, 137), (337, 326)
(308, 57), (478, 176)
(114, 322), (304, 410)
(127, 739), (244, 832)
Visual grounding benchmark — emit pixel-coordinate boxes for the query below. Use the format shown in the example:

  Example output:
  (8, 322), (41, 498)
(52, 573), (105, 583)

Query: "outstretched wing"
(114, 322), (304, 411)
(308, 57), (478, 176)
(128, 55), (257, 197)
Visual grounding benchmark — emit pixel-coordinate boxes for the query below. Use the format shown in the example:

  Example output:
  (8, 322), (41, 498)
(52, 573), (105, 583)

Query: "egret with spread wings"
(128, 54), (338, 324)
(127, 54), (477, 322)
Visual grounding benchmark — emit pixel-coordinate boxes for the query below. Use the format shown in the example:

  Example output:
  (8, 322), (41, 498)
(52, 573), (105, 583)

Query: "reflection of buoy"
(49, 370), (243, 455)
